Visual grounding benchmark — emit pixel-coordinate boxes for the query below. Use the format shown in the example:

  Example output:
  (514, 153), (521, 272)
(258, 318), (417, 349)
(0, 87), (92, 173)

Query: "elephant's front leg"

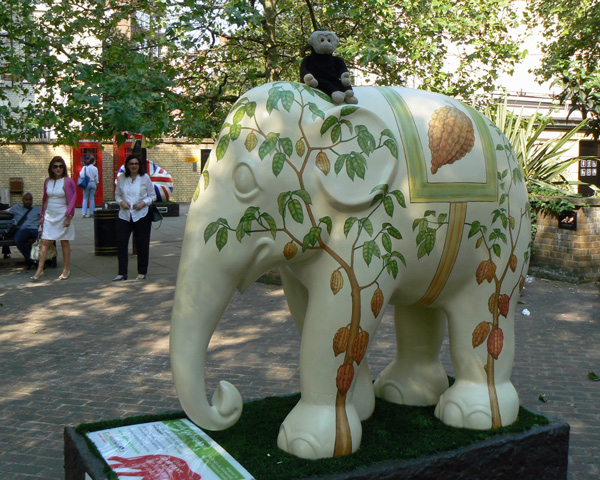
(374, 305), (449, 405)
(277, 275), (368, 459)
(435, 288), (519, 429)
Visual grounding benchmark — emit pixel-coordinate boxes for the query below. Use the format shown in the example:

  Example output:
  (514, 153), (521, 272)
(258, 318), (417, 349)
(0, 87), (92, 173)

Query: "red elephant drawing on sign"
(108, 454), (202, 480)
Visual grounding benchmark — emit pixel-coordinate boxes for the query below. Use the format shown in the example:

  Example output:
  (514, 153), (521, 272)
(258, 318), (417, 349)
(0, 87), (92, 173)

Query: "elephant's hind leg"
(374, 305), (449, 406)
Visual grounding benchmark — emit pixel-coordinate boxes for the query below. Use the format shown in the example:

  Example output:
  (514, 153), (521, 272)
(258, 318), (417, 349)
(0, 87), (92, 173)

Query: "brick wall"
(0, 140), (211, 206)
(531, 198), (600, 283)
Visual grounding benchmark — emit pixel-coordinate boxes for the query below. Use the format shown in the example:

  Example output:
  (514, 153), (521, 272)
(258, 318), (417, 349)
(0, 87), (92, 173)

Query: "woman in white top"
(81, 155), (100, 218)
(113, 154), (156, 281)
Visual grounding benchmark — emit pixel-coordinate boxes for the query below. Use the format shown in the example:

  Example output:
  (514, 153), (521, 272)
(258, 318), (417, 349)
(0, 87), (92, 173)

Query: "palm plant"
(486, 97), (588, 193)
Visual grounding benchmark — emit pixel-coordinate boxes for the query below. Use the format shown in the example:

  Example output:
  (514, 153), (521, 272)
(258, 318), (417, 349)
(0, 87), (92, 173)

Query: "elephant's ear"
(309, 104), (399, 212)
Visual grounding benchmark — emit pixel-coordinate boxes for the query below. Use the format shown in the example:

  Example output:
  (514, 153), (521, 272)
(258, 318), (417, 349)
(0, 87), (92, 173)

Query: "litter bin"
(94, 209), (119, 256)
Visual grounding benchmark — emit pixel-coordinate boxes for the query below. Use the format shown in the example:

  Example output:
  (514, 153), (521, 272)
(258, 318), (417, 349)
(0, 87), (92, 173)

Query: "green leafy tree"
(527, 0), (600, 138)
(1, 0), (524, 145)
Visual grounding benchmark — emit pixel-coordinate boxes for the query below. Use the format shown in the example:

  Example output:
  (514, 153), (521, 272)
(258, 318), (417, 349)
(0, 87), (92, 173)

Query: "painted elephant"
(170, 82), (531, 459)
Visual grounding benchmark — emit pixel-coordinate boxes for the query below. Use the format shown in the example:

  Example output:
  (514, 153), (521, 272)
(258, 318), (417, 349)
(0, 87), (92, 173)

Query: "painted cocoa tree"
(202, 83), (404, 456)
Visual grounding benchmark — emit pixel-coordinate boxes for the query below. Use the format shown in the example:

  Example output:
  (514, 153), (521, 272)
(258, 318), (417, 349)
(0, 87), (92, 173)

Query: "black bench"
(0, 213), (57, 267)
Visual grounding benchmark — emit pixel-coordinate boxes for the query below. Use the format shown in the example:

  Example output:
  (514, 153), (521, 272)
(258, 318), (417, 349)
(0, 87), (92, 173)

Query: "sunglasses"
(52, 164), (64, 169)
(128, 162), (140, 166)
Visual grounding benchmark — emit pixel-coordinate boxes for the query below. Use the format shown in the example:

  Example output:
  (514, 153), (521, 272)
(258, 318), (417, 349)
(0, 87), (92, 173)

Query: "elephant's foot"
(277, 399), (362, 459)
(434, 380), (519, 429)
(373, 359), (448, 406)
(331, 91), (345, 104)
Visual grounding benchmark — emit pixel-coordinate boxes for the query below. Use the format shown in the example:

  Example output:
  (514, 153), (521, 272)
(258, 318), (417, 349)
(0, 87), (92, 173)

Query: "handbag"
(31, 229), (57, 261)
(149, 203), (163, 223)
(77, 166), (89, 189)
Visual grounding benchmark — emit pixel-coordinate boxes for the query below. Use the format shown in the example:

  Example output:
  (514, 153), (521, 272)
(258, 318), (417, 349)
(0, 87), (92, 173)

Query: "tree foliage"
(1, 0), (523, 145)
(527, 0), (600, 139)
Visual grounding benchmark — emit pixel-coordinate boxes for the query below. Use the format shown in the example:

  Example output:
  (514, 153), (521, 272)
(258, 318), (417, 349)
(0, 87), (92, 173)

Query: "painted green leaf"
(390, 190), (405, 208)
(216, 134), (230, 160)
(216, 227), (228, 251)
(437, 213), (448, 224)
(245, 132), (258, 152)
(370, 193), (383, 206)
(340, 119), (353, 134)
(320, 216), (332, 235)
(321, 115), (338, 135)
(272, 152), (286, 176)
(282, 91), (295, 112)
(381, 129), (395, 139)
(424, 210), (436, 217)
(492, 243), (501, 257)
(387, 259), (399, 278)
(233, 107), (245, 124)
(383, 138), (398, 158)
(363, 240), (376, 266)
(295, 138), (306, 157)
(306, 226), (321, 246)
(261, 212), (277, 238)
(266, 90), (282, 113)
(193, 184), (200, 202)
(278, 192), (290, 217)
(331, 123), (341, 143)
(387, 226), (402, 239)
(230, 123), (242, 141)
(202, 170), (209, 190)
(293, 189), (312, 205)
(360, 218), (374, 236)
(308, 102), (325, 120)
(334, 154), (347, 174)
(412, 218), (422, 231)
(344, 217), (357, 237)
(513, 167), (524, 183)
(371, 184), (389, 195)
(496, 144), (505, 151)
(236, 221), (245, 242)
(204, 221), (219, 243)
(384, 196), (394, 217)
(468, 221), (481, 238)
(499, 193), (507, 205)
(314, 89), (333, 102)
(382, 232), (392, 253)
(501, 169), (508, 179)
(356, 125), (376, 155)
(341, 105), (359, 116)
(245, 101), (256, 118)
(279, 137), (293, 157)
(348, 153), (366, 180)
(288, 199), (304, 223)
(259, 132), (279, 160)
(393, 250), (407, 266)
(242, 206), (259, 221)
(416, 229), (428, 245)
(417, 241), (428, 259)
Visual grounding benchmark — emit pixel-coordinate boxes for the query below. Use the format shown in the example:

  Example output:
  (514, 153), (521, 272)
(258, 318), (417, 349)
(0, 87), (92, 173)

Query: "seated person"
(0, 192), (41, 269)
(0, 195), (9, 258)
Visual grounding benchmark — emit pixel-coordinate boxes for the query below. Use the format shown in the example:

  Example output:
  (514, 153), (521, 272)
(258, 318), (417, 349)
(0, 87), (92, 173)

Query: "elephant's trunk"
(170, 240), (243, 430)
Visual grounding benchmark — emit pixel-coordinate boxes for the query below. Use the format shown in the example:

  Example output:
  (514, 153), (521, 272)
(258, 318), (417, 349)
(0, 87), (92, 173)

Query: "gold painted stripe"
(414, 202), (467, 306)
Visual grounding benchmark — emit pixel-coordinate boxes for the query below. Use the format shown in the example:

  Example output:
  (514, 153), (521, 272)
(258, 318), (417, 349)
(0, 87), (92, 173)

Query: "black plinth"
(65, 419), (569, 480)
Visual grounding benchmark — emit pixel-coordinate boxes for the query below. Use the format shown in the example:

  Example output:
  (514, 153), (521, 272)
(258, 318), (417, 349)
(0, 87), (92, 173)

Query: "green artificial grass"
(76, 392), (550, 480)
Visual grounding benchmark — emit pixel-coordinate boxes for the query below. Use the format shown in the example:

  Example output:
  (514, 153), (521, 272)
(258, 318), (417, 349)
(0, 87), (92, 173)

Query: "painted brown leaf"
(487, 328), (504, 360)
(498, 294), (510, 317)
(283, 241), (298, 260)
(336, 363), (354, 395)
(330, 270), (343, 295)
(333, 327), (350, 356)
(472, 321), (492, 348)
(351, 330), (369, 365)
(371, 288), (384, 317)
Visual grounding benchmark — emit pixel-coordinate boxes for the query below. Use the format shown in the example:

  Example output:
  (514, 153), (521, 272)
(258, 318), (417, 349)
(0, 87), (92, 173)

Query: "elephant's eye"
(233, 163), (260, 199)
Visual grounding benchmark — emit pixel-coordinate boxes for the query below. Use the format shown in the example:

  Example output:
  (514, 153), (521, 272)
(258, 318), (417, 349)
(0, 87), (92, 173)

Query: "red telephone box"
(72, 140), (103, 208)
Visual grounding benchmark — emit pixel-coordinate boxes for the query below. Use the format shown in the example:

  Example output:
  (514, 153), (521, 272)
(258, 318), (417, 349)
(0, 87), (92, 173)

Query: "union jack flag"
(117, 160), (173, 202)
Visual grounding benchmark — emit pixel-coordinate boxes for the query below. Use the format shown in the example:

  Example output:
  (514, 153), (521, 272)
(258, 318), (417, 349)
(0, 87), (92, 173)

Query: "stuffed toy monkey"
(300, 30), (358, 105)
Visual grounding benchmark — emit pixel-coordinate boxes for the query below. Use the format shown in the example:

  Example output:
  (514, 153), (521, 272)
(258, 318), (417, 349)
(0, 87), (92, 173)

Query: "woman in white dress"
(113, 154), (156, 281)
(31, 156), (76, 281)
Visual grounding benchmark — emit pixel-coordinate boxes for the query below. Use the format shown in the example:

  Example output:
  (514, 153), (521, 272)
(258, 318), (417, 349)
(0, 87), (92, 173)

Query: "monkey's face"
(308, 31), (339, 54)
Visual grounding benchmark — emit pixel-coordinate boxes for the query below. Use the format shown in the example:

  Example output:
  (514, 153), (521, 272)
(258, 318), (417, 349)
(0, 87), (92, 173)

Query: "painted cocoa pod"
(509, 254), (517, 272)
(316, 152), (330, 175)
(428, 106), (475, 174)
(487, 327), (504, 360)
(295, 138), (306, 157)
(351, 330), (369, 365)
(336, 363), (354, 395)
(519, 276), (525, 292)
(498, 294), (510, 317)
(330, 270), (343, 295)
(333, 327), (350, 356)
(476, 260), (496, 284)
(371, 288), (384, 317)
(283, 241), (298, 259)
(472, 321), (492, 348)
(488, 293), (497, 314)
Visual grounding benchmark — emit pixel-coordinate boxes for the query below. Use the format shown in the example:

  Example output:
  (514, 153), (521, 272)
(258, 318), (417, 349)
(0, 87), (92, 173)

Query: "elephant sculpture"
(170, 82), (531, 459)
